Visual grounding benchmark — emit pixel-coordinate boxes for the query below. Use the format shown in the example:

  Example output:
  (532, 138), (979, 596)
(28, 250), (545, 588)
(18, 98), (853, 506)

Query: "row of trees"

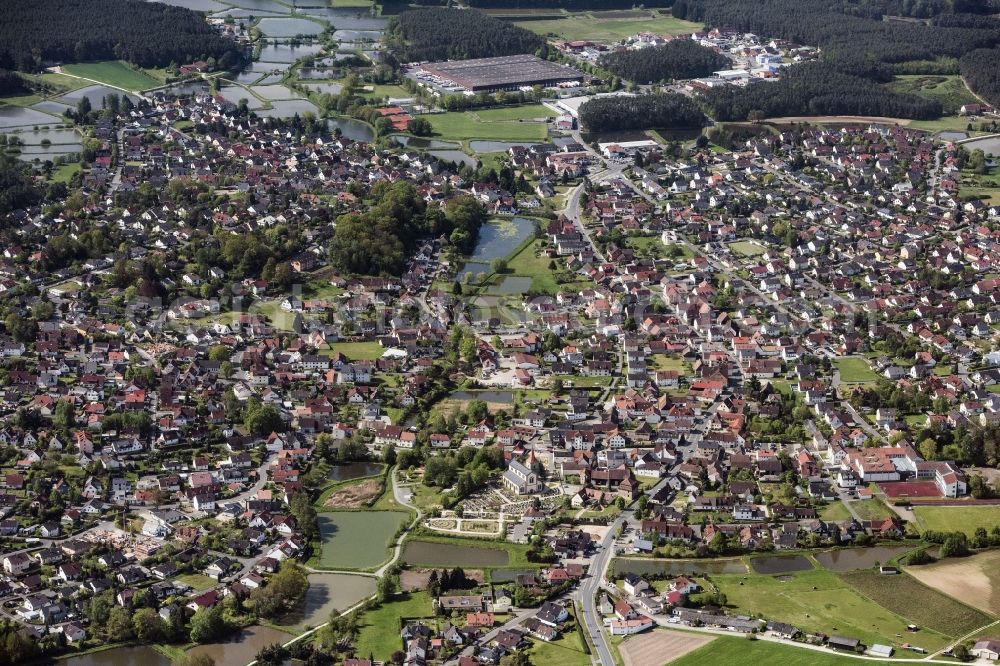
(598, 40), (729, 85)
(960, 47), (1000, 108)
(578, 93), (705, 132)
(2, 0), (244, 72)
(700, 61), (943, 121)
(389, 8), (545, 62)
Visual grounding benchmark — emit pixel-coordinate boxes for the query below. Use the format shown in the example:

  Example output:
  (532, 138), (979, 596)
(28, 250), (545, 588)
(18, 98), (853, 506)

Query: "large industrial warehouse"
(416, 54), (584, 92)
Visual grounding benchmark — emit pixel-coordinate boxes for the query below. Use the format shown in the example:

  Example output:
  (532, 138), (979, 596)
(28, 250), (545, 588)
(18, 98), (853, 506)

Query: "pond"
(278, 572), (376, 629)
(962, 136), (1000, 157)
(226, 0), (291, 11)
(0, 106), (65, 129)
(17, 145), (83, 162)
(327, 117), (374, 142)
(429, 149), (477, 168)
(332, 29), (384, 42)
(187, 625), (292, 666)
(305, 83), (344, 95)
(146, 0), (227, 11)
(11, 127), (81, 146)
(611, 557), (748, 577)
(298, 68), (341, 80)
(469, 140), (544, 153)
(61, 646), (171, 666)
(219, 85), (263, 109)
(814, 546), (915, 572)
(393, 136), (459, 150)
(327, 461), (384, 482)
(449, 390), (514, 404)
(57, 85), (140, 107)
(318, 510), (408, 569)
(257, 17), (326, 38)
(31, 101), (73, 116)
(303, 9), (388, 30)
(252, 84), (303, 100)
(750, 554), (813, 574)
(258, 43), (323, 64)
(258, 98), (320, 118)
(402, 540), (510, 567)
(162, 81), (211, 97)
(467, 217), (535, 265)
(213, 7), (285, 19)
(938, 131), (967, 142)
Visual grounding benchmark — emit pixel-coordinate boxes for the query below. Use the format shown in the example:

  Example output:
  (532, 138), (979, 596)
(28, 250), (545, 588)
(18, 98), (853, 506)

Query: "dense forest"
(960, 47), (1000, 107)
(0, 70), (27, 96)
(700, 61), (942, 121)
(389, 8), (546, 62)
(599, 41), (729, 85)
(382, 0), (675, 9)
(673, 0), (999, 67)
(328, 182), (487, 275)
(1, 0), (244, 72)
(579, 94), (705, 132)
(468, 0), (674, 7)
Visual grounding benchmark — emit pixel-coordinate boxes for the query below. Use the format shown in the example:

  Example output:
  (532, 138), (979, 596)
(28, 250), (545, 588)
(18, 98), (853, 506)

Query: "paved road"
(576, 475), (672, 665)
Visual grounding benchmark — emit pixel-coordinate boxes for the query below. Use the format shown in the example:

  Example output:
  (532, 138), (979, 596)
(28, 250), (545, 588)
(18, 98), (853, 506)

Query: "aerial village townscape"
(3, 1), (1000, 666)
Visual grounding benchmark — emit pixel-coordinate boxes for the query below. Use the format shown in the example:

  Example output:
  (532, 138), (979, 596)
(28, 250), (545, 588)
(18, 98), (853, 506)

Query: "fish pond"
(61, 646), (171, 666)
(814, 545), (915, 572)
(327, 117), (375, 142)
(278, 572), (376, 629)
(318, 510), (408, 569)
(327, 461), (384, 482)
(611, 557), (748, 577)
(750, 554), (813, 574)
(402, 539), (511, 567)
(186, 625), (292, 665)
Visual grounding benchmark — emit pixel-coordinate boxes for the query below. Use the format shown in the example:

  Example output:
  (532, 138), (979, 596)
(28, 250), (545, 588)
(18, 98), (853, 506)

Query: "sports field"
(429, 105), (555, 142)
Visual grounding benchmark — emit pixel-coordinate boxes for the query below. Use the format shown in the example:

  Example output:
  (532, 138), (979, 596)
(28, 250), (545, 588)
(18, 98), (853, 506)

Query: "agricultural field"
(712, 568), (956, 652)
(839, 570), (993, 638)
(887, 75), (980, 116)
(670, 636), (896, 666)
(619, 629), (714, 666)
(428, 105), (555, 142)
(906, 549), (1000, 615)
(515, 10), (702, 42)
(62, 60), (162, 92)
(835, 356), (880, 383)
(355, 591), (435, 660)
(911, 504), (1000, 537)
